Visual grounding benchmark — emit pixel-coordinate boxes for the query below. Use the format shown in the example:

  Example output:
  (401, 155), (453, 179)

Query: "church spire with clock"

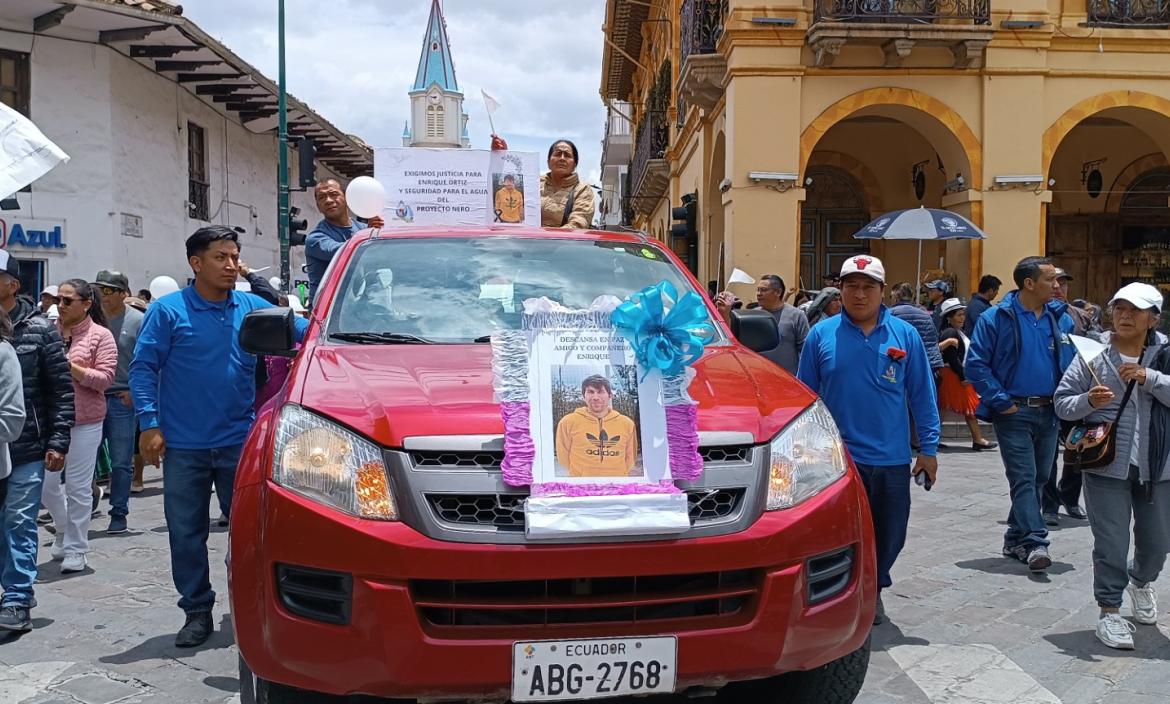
(403, 0), (469, 148)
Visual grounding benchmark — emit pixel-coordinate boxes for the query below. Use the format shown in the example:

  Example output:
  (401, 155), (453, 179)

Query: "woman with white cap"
(937, 298), (997, 451)
(1055, 282), (1170, 650)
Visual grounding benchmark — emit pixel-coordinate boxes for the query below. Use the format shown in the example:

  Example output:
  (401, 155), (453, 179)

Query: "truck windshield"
(325, 236), (723, 344)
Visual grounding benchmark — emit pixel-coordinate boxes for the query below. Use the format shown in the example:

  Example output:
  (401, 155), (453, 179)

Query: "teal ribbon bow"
(611, 281), (716, 378)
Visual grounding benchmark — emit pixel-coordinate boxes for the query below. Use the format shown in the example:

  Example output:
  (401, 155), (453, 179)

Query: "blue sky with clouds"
(182, 0), (608, 182)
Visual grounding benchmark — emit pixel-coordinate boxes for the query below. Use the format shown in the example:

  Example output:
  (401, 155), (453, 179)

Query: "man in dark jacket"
(966, 257), (1074, 575)
(889, 282), (945, 372)
(0, 253), (75, 632)
(964, 275), (1001, 337)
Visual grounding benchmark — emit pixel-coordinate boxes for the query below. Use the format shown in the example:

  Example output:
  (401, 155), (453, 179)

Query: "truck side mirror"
(730, 309), (780, 353)
(240, 308), (298, 358)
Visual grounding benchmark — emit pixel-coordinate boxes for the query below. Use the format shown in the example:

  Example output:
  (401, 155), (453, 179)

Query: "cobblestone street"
(2, 448), (1168, 704)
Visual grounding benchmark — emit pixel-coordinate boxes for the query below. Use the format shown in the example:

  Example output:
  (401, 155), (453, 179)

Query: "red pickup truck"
(230, 226), (876, 703)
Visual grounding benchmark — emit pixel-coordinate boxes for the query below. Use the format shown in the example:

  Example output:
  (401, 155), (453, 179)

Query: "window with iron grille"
(187, 121), (209, 220)
(0, 50), (30, 116)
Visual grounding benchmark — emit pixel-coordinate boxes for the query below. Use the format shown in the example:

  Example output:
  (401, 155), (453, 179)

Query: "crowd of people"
(714, 255), (1169, 651)
(0, 138), (1165, 660)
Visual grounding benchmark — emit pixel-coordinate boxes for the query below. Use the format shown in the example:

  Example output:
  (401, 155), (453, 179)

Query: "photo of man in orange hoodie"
(555, 374), (640, 478)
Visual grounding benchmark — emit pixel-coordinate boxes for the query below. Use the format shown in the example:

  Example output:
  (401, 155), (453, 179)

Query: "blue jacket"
(305, 217), (366, 303)
(890, 303), (945, 371)
(797, 306), (941, 465)
(965, 291), (1075, 421)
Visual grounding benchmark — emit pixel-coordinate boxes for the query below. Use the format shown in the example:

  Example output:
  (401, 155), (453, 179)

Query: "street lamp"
(276, 0), (291, 291)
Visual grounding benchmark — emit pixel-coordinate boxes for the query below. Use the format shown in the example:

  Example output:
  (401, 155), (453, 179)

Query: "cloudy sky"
(182, 0), (608, 183)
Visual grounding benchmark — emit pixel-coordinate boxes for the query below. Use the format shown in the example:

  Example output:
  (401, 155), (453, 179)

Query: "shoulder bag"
(560, 185), (581, 227)
(1063, 377), (1137, 471)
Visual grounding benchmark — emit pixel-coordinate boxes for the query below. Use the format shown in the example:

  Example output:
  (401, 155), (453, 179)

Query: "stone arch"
(1043, 91), (1170, 179)
(1104, 153), (1170, 213)
(807, 150), (884, 214)
(799, 87), (982, 189)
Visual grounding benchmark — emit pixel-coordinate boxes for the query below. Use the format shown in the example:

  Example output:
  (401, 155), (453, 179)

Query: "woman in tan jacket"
(491, 136), (596, 228)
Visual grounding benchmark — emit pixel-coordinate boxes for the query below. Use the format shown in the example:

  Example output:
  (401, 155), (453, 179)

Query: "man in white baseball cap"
(798, 254), (940, 625)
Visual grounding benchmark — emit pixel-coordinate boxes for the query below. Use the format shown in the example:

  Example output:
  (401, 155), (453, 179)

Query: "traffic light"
(671, 192), (698, 273)
(296, 138), (317, 189)
(288, 206), (309, 246)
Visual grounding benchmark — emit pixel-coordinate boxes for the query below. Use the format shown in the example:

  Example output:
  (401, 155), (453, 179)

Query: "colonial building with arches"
(600, 0), (1170, 308)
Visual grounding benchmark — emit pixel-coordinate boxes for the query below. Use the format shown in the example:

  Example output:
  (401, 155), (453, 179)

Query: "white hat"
(1109, 282), (1163, 313)
(41, 284), (58, 297)
(839, 255), (885, 284)
(939, 297), (966, 317)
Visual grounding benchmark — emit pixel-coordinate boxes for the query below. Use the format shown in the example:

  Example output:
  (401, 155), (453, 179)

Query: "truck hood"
(297, 344), (815, 448)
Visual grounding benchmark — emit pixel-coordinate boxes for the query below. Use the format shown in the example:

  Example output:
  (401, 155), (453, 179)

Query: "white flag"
(727, 268), (755, 285)
(481, 90), (502, 115)
(1070, 334), (1107, 364)
(0, 102), (69, 198)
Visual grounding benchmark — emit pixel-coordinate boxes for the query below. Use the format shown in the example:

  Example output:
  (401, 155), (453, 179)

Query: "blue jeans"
(1, 460), (45, 607)
(104, 395), (137, 519)
(163, 444), (241, 614)
(993, 406), (1059, 550)
(855, 463), (912, 590)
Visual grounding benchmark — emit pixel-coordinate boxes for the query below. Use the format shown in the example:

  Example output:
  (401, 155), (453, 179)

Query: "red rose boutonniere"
(886, 347), (907, 362)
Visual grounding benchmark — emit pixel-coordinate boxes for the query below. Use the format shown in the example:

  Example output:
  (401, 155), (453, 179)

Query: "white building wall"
(0, 25), (354, 298)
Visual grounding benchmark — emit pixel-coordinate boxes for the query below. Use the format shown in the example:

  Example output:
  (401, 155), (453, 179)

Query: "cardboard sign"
(374, 148), (540, 227)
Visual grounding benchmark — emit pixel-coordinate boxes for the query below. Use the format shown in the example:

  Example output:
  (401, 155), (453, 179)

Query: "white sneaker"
(1096, 613), (1136, 650)
(1127, 581), (1158, 625)
(50, 535), (65, 561)
(60, 553), (87, 574)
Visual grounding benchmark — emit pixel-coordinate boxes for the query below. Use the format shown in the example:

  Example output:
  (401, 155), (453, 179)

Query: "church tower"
(405, 0), (469, 148)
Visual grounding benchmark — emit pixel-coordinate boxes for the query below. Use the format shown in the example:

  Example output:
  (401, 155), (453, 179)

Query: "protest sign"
(373, 147), (539, 226)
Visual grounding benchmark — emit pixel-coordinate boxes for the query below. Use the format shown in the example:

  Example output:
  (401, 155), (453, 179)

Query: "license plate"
(512, 636), (676, 701)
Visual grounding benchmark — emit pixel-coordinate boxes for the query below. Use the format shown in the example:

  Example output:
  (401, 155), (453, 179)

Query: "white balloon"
(345, 176), (386, 220)
(149, 276), (180, 300)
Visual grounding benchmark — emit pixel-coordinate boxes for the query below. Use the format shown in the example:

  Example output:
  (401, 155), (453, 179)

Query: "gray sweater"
(0, 341), (27, 480)
(1055, 340), (1170, 483)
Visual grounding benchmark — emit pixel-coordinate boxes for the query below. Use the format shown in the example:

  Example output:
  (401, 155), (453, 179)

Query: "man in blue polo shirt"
(966, 256), (1072, 574)
(798, 255), (940, 625)
(131, 226), (307, 648)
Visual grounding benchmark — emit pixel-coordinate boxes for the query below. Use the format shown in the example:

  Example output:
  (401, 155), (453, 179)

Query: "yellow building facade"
(601, 0), (1170, 308)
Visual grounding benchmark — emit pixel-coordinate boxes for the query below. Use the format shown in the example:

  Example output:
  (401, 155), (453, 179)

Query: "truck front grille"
(412, 569), (761, 628)
(409, 445), (752, 470)
(425, 488), (745, 532)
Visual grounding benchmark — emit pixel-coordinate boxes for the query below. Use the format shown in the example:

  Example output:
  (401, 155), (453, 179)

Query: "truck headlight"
(273, 405), (398, 520)
(766, 400), (848, 511)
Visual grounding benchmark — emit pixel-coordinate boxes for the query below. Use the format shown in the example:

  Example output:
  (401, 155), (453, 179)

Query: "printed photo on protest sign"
(374, 147), (539, 227)
(528, 326), (669, 486)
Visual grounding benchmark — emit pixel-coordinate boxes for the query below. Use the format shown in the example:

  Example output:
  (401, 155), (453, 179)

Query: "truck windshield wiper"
(330, 332), (434, 345)
(473, 335), (494, 343)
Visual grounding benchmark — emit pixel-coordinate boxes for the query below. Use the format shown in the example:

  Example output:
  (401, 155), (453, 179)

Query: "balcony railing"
(1087, 0), (1170, 26)
(678, 0), (730, 116)
(812, 0), (991, 24)
(631, 109), (668, 197)
(680, 0), (728, 67)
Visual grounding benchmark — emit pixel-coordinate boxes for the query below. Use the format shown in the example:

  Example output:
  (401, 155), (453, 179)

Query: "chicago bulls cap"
(839, 255), (885, 284)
